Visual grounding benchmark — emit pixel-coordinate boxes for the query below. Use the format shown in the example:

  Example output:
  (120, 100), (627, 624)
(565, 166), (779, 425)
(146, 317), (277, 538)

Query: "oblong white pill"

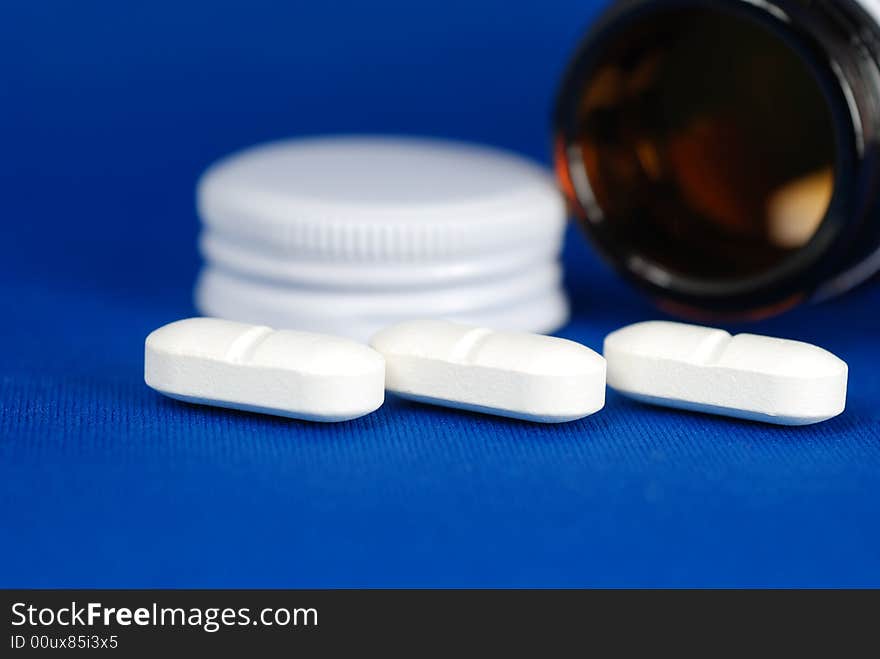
(145, 318), (385, 422)
(370, 320), (606, 422)
(604, 321), (848, 425)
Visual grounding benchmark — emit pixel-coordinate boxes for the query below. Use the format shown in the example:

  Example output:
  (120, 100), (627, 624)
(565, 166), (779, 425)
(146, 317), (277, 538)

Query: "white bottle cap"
(195, 265), (568, 343)
(195, 136), (569, 340)
(197, 136), (566, 260)
(199, 230), (561, 290)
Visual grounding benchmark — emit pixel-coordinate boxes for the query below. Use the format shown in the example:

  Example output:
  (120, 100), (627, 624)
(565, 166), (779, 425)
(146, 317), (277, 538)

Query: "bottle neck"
(809, 0), (880, 300)
(555, 0), (880, 318)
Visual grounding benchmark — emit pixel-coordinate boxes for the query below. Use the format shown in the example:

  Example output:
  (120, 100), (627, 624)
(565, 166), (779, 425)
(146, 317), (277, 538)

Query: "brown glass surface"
(576, 8), (836, 281)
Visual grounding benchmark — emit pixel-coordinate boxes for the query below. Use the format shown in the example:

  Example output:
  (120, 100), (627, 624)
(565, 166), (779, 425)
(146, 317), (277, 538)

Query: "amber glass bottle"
(555, 0), (880, 318)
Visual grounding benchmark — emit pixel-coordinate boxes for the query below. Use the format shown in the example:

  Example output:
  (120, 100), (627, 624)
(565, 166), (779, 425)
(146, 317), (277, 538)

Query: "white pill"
(604, 321), (847, 425)
(370, 320), (606, 422)
(145, 318), (385, 422)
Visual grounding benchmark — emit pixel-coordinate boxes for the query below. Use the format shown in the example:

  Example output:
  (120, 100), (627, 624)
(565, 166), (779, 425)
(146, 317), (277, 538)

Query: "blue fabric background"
(2, 0), (878, 587)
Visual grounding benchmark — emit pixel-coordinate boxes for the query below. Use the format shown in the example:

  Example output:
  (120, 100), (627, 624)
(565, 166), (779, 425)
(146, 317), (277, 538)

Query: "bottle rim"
(555, 0), (880, 317)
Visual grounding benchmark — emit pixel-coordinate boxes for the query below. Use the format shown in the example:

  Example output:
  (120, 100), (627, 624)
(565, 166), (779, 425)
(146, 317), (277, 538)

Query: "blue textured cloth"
(2, 0), (879, 587)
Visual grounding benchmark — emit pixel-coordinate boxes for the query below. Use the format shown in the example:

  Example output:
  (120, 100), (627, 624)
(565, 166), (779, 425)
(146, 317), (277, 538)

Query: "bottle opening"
(573, 6), (837, 282)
